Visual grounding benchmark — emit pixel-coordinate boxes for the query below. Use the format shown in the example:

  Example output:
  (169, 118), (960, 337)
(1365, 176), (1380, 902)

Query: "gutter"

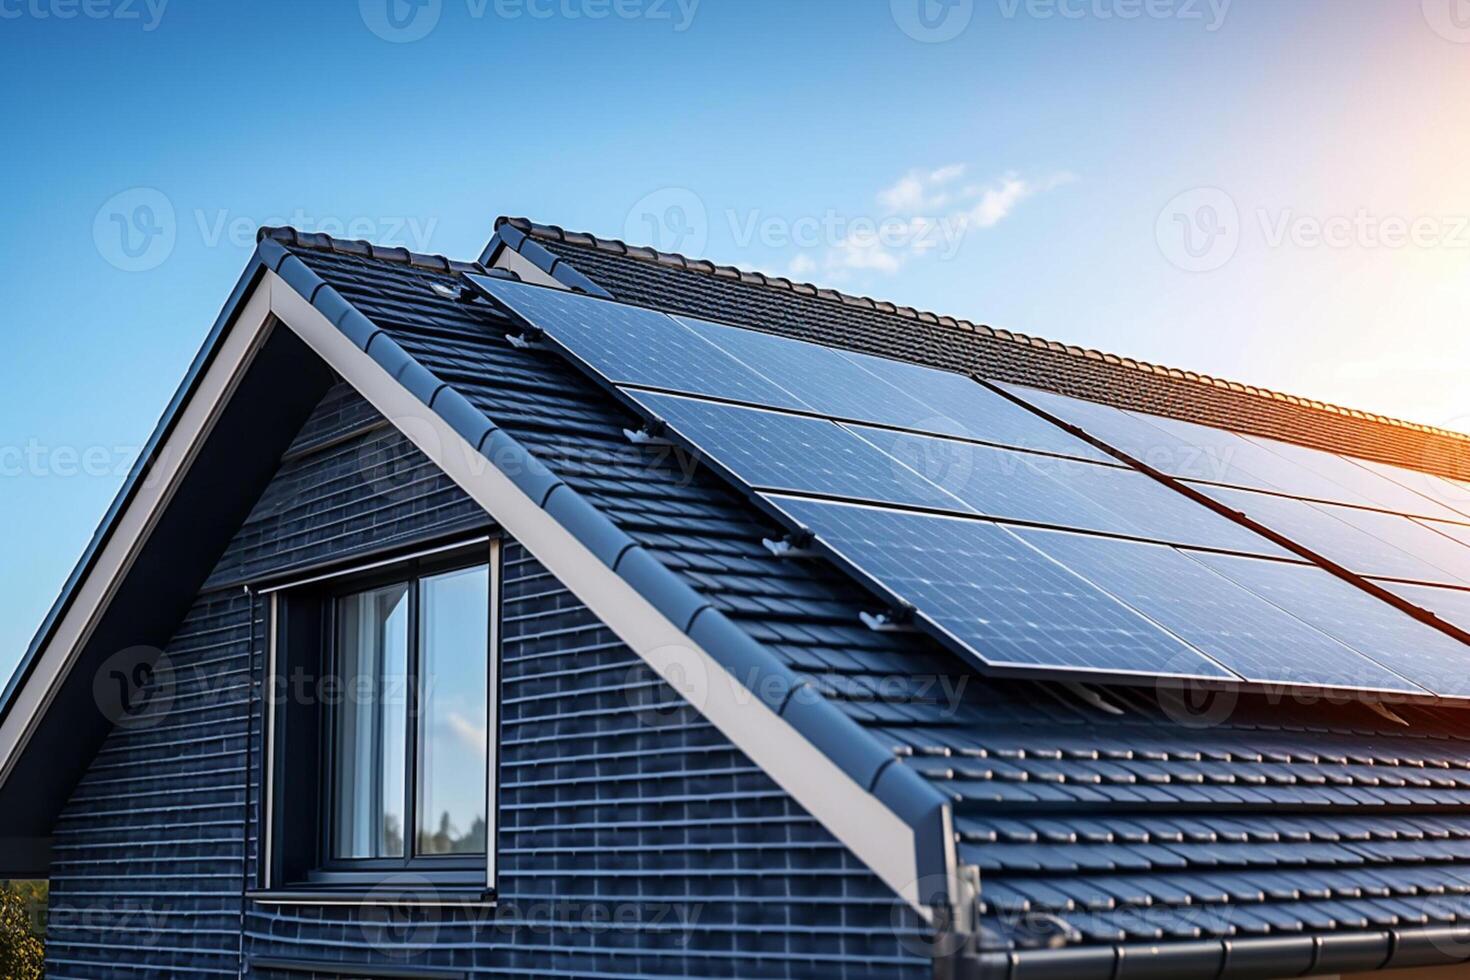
(959, 925), (1470, 979)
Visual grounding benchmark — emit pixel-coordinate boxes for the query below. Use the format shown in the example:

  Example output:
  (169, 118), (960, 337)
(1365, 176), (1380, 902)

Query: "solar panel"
(995, 384), (1282, 490)
(468, 275), (798, 407)
(628, 391), (972, 513)
(1425, 519), (1470, 551)
(838, 355), (1114, 461)
(850, 425), (1286, 556)
(1200, 486), (1465, 586)
(1318, 506), (1470, 586)
(1355, 459), (1470, 521)
(1383, 583), (1470, 635)
(1190, 551), (1470, 697)
(764, 495), (1234, 680)
(1014, 530), (1426, 694)
(672, 314), (937, 424)
(1248, 435), (1470, 521)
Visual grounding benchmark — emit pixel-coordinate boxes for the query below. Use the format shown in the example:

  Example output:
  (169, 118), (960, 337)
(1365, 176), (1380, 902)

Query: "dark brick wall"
(45, 383), (928, 979)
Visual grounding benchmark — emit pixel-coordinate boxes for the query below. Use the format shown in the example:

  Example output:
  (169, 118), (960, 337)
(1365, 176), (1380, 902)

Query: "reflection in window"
(331, 584), (409, 860)
(416, 566), (489, 855)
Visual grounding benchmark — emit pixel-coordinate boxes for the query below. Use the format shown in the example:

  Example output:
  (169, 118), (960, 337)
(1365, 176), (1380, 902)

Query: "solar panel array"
(468, 275), (1470, 697)
(1000, 382), (1470, 639)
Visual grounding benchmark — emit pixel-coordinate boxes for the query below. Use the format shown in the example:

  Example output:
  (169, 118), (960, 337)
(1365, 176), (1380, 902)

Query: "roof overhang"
(0, 245), (958, 929)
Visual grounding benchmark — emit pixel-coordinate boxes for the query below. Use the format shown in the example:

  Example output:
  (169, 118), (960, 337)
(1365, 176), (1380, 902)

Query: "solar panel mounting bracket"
(762, 531), (817, 559)
(506, 329), (547, 350)
(624, 423), (674, 447)
(861, 604), (919, 633)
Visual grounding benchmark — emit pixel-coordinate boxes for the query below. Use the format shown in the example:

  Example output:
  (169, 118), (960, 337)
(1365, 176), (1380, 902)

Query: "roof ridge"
(494, 216), (1470, 447)
(257, 226), (487, 277)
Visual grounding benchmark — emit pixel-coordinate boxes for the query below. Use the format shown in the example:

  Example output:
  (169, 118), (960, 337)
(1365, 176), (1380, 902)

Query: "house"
(4, 215), (1470, 979)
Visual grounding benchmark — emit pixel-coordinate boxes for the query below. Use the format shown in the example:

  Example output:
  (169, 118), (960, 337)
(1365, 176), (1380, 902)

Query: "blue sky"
(2, 0), (1469, 676)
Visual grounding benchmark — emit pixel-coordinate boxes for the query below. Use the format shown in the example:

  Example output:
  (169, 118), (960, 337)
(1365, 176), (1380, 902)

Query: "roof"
(7, 218), (1470, 978)
(486, 217), (1470, 483)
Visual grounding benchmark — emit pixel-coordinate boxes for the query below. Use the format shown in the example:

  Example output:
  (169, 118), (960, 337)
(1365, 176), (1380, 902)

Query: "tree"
(0, 880), (44, 979)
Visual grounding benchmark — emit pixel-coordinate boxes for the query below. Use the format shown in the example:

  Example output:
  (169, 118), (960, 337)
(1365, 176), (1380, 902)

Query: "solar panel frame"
(1012, 529), (1430, 695)
(1189, 551), (1470, 698)
(849, 425), (1289, 557)
(467, 274), (803, 407)
(1198, 485), (1467, 586)
(1246, 434), (1470, 522)
(626, 390), (977, 514)
(1382, 582), (1470, 637)
(761, 494), (1240, 683)
(672, 313), (941, 425)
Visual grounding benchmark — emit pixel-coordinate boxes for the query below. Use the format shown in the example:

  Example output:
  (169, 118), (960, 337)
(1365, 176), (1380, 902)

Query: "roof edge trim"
(265, 264), (954, 918)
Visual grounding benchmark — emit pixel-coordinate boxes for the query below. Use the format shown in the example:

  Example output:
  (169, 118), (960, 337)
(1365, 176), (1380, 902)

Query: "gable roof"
(8, 220), (1470, 979)
(485, 217), (1470, 483)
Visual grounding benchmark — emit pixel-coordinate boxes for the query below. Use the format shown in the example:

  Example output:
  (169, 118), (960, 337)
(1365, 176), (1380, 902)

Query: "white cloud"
(877, 163), (969, 212)
(801, 167), (1075, 277)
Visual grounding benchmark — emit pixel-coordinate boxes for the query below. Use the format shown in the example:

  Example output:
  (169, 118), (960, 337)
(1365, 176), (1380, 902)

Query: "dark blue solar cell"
(630, 392), (973, 513)
(1249, 436), (1470, 520)
(848, 425), (1129, 532)
(467, 275), (796, 406)
(998, 384), (1292, 492)
(1384, 582), (1470, 635)
(765, 495), (1234, 680)
(838, 354), (1114, 461)
(852, 426), (1285, 556)
(1191, 551), (1470, 698)
(1319, 507), (1470, 586)
(1359, 460), (1470, 522)
(1201, 487), (1466, 586)
(674, 314), (936, 421)
(1014, 530), (1427, 694)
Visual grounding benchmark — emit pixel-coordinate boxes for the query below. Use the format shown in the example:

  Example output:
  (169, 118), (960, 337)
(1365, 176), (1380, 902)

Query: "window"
(263, 541), (499, 895)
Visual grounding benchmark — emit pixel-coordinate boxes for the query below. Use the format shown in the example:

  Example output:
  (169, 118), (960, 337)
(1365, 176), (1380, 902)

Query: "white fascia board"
(0, 282), (277, 783)
(266, 272), (943, 919)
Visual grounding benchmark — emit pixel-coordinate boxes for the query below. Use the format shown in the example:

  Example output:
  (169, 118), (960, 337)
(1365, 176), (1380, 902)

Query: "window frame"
(260, 536), (502, 897)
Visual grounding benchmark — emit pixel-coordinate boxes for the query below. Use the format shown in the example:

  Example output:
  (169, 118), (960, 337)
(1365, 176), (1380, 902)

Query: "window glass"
(416, 566), (490, 855)
(331, 584), (410, 860)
